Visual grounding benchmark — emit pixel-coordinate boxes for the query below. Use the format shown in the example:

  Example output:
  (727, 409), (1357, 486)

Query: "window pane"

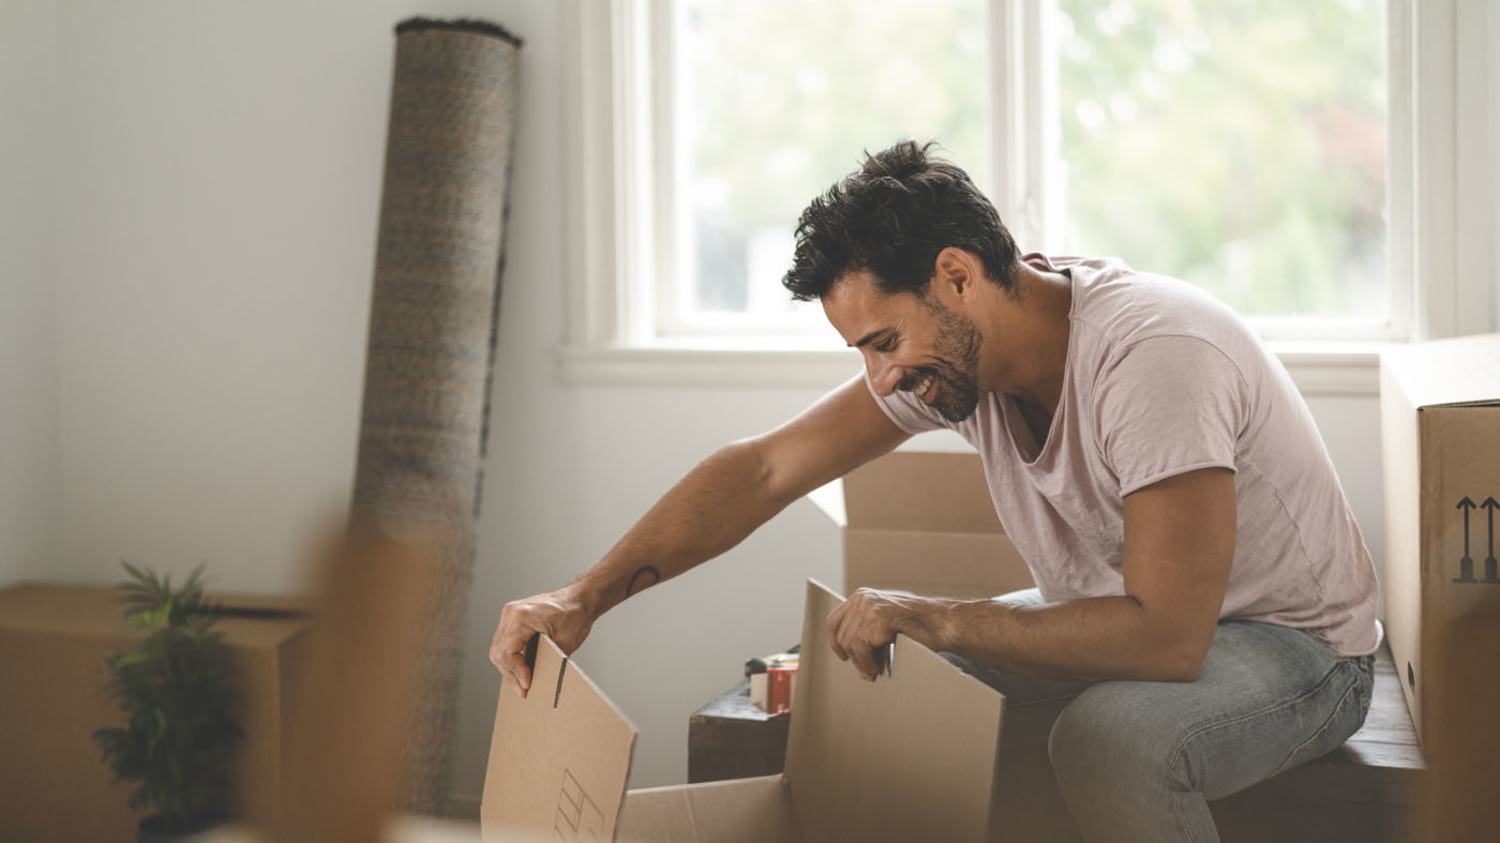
(676, 0), (988, 325)
(1054, 0), (1387, 319)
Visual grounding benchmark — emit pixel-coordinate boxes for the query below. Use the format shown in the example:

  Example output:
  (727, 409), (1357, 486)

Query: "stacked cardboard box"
(808, 450), (1034, 598)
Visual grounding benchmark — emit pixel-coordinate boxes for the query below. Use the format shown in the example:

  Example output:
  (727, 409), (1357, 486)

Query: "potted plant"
(93, 562), (244, 842)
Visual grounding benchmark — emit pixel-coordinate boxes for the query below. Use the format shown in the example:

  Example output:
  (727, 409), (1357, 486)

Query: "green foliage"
(93, 562), (243, 834)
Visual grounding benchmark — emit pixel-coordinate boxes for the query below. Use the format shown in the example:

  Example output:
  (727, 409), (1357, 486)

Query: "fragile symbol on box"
(1453, 497), (1500, 585)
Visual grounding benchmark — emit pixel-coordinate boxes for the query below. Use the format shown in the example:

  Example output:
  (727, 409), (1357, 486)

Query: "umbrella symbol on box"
(1455, 497), (1500, 584)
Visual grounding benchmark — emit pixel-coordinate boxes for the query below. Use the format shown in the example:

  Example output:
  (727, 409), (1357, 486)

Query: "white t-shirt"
(870, 254), (1382, 656)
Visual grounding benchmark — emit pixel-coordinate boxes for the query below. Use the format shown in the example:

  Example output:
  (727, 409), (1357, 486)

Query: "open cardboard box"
(481, 580), (1007, 842)
(809, 451), (1034, 599)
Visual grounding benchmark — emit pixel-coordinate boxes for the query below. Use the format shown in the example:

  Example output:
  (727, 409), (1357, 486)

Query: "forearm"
(937, 595), (1208, 682)
(568, 439), (795, 616)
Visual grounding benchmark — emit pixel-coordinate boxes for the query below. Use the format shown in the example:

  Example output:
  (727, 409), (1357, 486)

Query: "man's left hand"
(826, 588), (953, 681)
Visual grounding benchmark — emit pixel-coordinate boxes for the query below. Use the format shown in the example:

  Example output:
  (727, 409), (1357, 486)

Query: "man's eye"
(875, 338), (896, 352)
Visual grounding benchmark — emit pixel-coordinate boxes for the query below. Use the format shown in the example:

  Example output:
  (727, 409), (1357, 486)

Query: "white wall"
(0, 0), (60, 587)
(49, 0), (400, 592)
(1494, 0), (1500, 333)
(26, 0), (1494, 816)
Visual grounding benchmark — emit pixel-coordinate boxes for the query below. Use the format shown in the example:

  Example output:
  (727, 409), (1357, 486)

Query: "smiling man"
(491, 141), (1381, 842)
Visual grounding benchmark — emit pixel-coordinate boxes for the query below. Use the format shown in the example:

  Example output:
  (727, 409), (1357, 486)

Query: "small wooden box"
(686, 679), (789, 784)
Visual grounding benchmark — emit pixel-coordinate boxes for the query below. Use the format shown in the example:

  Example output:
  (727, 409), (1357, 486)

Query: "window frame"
(559, 0), (1495, 395)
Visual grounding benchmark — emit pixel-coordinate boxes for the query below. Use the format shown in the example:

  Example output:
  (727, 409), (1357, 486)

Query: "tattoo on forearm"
(625, 565), (661, 597)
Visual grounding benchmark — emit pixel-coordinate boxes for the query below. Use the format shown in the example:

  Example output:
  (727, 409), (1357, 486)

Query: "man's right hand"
(490, 586), (598, 697)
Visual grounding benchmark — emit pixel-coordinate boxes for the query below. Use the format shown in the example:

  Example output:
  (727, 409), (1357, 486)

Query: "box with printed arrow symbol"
(1380, 333), (1500, 753)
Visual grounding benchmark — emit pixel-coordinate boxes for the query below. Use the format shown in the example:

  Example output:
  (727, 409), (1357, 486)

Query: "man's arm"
(491, 374), (910, 695)
(827, 467), (1235, 682)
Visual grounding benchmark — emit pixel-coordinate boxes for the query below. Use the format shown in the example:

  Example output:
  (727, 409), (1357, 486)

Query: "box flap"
(1381, 334), (1500, 410)
(481, 637), (637, 842)
(617, 775), (800, 843)
(784, 580), (1004, 842)
(840, 451), (1002, 534)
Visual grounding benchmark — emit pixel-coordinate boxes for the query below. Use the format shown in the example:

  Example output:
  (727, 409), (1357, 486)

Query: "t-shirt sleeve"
(1094, 335), (1246, 496)
(863, 368), (946, 435)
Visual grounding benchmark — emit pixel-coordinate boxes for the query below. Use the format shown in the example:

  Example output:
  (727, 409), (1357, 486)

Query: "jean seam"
(1163, 657), (1348, 793)
(1167, 788), (1199, 842)
(1266, 670), (1362, 777)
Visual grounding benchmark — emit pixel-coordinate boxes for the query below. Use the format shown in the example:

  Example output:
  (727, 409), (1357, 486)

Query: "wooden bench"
(1210, 645), (1423, 842)
(688, 644), (1423, 842)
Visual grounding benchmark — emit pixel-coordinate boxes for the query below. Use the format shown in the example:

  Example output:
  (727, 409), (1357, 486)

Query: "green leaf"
(95, 560), (242, 827)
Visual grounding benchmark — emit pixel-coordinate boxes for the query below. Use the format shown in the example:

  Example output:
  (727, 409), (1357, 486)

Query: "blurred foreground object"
(270, 524), (441, 843)
(1420, 601), (1500, 841)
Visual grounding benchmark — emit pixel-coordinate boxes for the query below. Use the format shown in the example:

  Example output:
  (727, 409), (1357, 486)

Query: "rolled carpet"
(349, 16), (521, 815)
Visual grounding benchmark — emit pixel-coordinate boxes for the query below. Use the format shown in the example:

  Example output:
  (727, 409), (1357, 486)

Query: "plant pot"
(137, 813), (224, 843)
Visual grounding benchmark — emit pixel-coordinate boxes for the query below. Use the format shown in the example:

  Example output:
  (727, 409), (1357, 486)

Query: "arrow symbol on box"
(1483, 497), (1499, 583)
(1456, 497), (1477, 583)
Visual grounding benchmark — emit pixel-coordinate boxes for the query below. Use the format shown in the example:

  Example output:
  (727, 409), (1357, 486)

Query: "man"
(490, 141), (1380, 842)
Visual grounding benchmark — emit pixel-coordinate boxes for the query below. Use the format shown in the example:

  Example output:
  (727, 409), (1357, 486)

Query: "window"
(664, 0), (988, 341)
(560, 0), (1494, 391)
(1052, 0), (1391, 338)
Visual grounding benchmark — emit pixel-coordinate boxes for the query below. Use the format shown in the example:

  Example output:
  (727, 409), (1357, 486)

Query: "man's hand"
(826, 588), (953, 681)
(490, 587), (598, 697)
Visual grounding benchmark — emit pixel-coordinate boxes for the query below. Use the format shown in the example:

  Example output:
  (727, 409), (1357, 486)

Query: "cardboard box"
(481, 580), (1007, 842)
(1379, 333), (1500, 748)
(0, 582), (315, 843)
(808, 450), (1034, 599)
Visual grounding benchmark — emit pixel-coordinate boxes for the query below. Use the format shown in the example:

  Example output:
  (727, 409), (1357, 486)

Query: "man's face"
(919, 297), (984, 422)
(823, 271), (984, 423)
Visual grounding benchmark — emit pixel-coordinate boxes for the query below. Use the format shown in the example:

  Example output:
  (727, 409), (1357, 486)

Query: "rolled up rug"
(349, 16), (521, 816)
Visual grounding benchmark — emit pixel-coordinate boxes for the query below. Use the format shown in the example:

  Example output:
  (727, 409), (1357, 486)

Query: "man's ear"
(934, 246), (972, 297)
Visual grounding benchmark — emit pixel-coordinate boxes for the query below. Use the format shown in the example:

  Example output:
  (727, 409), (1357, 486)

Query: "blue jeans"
(944, 589), (1375, 843)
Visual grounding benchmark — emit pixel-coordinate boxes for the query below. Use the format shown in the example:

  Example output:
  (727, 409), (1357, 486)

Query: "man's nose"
(866, 357), (903, 397)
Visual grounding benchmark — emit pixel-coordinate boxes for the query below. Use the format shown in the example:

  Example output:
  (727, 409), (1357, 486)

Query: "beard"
(902, 298), (983, 423)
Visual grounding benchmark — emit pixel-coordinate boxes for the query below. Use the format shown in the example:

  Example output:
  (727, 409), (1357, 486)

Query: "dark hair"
(782, 141), (1020, 301)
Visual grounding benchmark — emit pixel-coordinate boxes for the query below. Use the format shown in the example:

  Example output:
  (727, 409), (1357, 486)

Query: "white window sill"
(556, 341), (1388, 396)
